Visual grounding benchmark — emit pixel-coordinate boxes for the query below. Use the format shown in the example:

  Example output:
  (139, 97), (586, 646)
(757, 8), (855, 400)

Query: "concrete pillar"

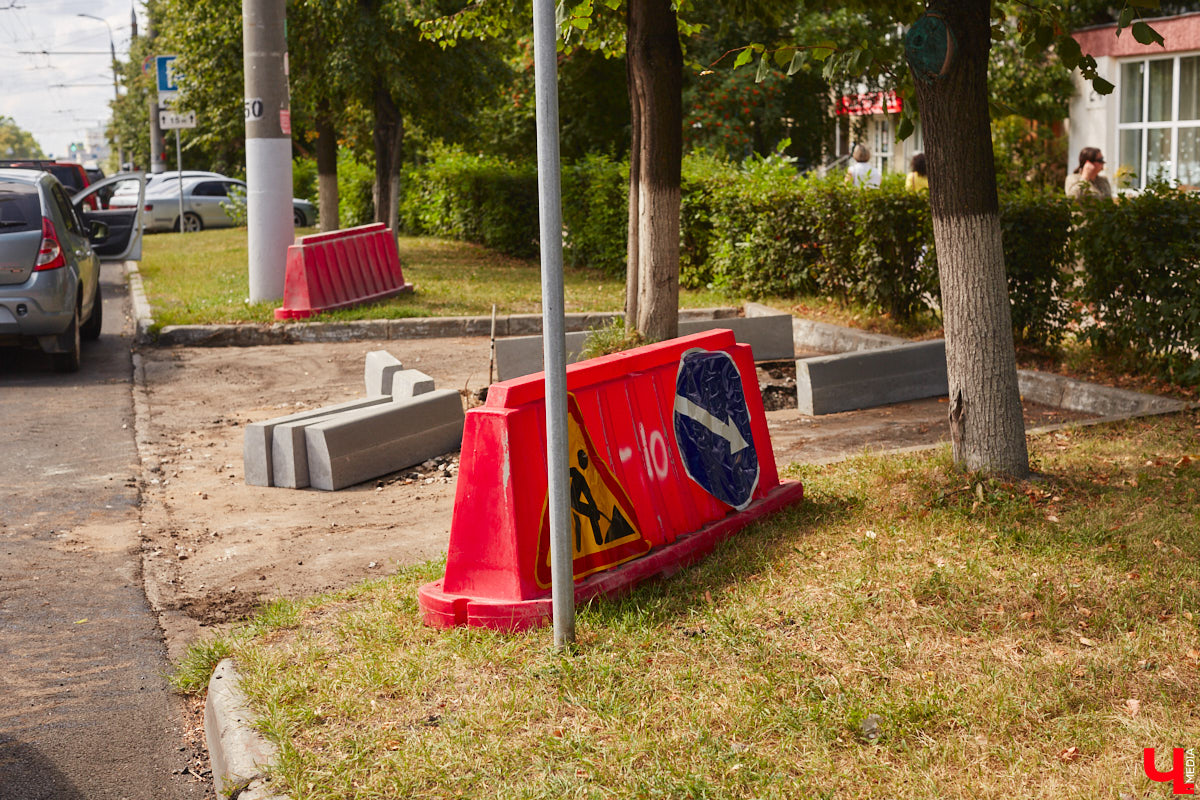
(243, 0), (293, 302)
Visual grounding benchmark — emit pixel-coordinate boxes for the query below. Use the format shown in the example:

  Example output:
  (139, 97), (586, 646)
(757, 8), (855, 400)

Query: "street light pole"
(77, 14), (124, 169)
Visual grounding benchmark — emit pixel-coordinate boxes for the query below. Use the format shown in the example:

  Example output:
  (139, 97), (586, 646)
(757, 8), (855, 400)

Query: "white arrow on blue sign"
(672, 348), (759, 510)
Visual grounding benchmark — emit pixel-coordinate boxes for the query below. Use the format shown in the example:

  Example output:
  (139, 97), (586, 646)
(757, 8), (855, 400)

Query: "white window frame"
(871, 117), (892, 175)
(1116, 51), (1200, 189)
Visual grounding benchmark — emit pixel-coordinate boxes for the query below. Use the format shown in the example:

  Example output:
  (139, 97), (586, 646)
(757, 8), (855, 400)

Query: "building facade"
(831, 90), (923, 180)
(1069, 13), (1200, 191)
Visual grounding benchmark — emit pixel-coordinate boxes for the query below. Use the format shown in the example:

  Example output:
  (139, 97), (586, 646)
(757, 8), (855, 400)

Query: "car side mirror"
(88, 219), (110, 243)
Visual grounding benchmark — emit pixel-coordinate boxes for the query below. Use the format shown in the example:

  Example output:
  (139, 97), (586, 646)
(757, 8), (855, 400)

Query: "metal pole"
(109, 35), (123, 169)
(176, 130), (184, 233)
(243, 0), (294, 302)
(532, 0), (574, 649)
(76, 14), (124, 169)
(146, 17), (165, 174)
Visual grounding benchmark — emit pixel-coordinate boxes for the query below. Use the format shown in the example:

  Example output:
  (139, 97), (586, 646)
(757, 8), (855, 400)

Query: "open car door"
(72, 171), (146, 263)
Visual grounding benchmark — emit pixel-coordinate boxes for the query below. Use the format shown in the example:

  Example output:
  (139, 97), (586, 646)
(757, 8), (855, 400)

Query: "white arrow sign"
(672, 395), (749, 453)
(159, 110), (197, 130)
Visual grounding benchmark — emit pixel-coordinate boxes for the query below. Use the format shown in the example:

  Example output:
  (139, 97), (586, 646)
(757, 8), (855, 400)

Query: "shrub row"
(396, 147), (1199, 382)
(1075, 183), (1200, 384)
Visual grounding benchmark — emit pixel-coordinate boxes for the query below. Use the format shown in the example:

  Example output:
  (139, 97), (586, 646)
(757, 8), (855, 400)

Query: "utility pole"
(243, 0), (293, 301)
(145, 15), (165, 173)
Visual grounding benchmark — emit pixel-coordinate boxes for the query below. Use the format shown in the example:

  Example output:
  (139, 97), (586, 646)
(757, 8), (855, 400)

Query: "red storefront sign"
(837, 90), (903, 116)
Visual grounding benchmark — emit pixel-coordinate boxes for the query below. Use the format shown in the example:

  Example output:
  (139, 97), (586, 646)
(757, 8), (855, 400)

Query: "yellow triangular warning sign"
(535, 394), (652, 588)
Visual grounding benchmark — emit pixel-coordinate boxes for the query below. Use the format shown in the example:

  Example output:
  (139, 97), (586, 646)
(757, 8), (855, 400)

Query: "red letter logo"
(1144, 748), (1196, 795)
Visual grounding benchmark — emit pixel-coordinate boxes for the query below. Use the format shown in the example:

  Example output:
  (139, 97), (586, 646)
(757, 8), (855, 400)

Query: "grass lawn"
(137, 228), (731, 327)
(175, 410), (1200, 799)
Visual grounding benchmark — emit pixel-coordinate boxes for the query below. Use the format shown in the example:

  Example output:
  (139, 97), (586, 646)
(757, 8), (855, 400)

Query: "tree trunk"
(372, 86), (404, 235)
(315, 108), (339, 232)
(910, 0), (1030, 477)
(626, 0), (682, 342)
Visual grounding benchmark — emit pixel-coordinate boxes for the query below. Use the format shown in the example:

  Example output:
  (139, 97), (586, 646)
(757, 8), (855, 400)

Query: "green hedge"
(999, 192), (1076, 348)
(561, 154), (628, 276)
(1075, 184), (1200, 383)
(695, 160), (936, 321)
(400, 147), (539, 258)
(396, 148), (1199, 381)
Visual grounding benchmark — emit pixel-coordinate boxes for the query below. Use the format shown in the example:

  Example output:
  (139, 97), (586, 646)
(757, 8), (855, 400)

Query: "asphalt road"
(0, 264), (207, 800)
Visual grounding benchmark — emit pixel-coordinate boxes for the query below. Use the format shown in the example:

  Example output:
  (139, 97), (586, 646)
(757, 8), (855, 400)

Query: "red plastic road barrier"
(274, 222), (414, 320)
(417, 329), (805, 631)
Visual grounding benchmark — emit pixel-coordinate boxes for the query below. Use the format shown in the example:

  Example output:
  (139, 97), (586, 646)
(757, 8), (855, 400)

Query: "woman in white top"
(846, 144), (881, 188)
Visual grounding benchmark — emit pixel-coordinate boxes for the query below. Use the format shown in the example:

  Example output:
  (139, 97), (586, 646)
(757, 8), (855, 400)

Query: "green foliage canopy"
(0, 116), (45, 160)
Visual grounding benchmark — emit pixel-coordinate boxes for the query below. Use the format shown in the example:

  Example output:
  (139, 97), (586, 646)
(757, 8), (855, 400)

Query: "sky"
(0, 0), (145, 161)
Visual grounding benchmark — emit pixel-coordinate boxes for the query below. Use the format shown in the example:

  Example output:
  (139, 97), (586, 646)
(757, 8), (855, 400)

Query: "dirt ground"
(134, 338), (1093, 660)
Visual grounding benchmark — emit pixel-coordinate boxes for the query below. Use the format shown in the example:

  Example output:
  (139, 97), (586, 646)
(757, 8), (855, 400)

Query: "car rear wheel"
(51, 306), (81, 373)
(293, 208), (307, 227)
(177, 212), (203, 233)
(80, 284), (103, 341)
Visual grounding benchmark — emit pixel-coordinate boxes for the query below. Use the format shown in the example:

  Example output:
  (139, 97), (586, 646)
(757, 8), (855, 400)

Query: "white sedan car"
(110, 173), (317, 233)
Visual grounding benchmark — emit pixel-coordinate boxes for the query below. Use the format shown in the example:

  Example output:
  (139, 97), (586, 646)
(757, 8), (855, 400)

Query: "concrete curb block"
(782, 316), (1190, 422)
(1017, 369), (1189, 416)
(124, 262), (155, 345)
(495, 312), (795, 381)
(205, 659), (290, 800)
(796, 340), (948, 415)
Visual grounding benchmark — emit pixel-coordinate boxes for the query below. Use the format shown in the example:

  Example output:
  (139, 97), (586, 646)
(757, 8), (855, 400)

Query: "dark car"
(0, 160), (98, 210)
(0, 169), (145, 371)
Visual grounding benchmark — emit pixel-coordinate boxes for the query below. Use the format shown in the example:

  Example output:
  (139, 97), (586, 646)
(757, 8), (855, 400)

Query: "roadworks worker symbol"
(535, 394), (652, 589)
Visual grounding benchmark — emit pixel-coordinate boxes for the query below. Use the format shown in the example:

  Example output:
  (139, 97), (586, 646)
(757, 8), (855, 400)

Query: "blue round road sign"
(672, 348), (759, 510)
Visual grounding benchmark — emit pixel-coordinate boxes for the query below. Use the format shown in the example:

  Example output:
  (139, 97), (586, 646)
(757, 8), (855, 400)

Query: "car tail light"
(34, 217), (65, 271)
(144, 204), (153, 212)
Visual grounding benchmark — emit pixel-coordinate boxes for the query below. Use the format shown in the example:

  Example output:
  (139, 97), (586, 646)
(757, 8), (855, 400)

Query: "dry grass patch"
(177, 411), (1200, 799)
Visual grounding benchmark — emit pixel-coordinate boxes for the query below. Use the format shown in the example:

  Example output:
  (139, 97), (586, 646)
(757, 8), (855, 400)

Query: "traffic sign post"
(157, 105), (197, 234)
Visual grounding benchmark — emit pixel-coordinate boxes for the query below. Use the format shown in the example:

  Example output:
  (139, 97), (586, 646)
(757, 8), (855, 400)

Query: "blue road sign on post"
(156, 55), (179, 94)
(672, 348), (760, 510)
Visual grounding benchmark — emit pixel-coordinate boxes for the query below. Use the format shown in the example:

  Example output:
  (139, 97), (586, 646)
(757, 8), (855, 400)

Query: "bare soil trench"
(135, 339), (1093, 659)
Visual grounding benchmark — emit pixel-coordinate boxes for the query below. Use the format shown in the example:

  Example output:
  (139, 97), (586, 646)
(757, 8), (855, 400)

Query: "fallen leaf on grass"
(1058, 746), (1080, 762)
(1176, 455), (1192, 468)
(1125, 698), (1140, 717)
(1046, 514), (1060, 523)
(1079, 637), (1097, 647)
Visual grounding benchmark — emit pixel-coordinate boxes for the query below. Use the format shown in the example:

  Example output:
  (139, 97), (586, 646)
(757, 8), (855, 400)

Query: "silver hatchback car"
(0, 169), (145, 371)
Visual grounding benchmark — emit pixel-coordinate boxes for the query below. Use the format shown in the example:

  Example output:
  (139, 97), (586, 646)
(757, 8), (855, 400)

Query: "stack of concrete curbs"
(243, 350), (465, 491)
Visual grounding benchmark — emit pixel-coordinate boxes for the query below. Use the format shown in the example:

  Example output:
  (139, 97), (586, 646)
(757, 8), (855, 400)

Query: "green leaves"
(1131, 21), (1165, 47)
(1056, 34), (1082, 70)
